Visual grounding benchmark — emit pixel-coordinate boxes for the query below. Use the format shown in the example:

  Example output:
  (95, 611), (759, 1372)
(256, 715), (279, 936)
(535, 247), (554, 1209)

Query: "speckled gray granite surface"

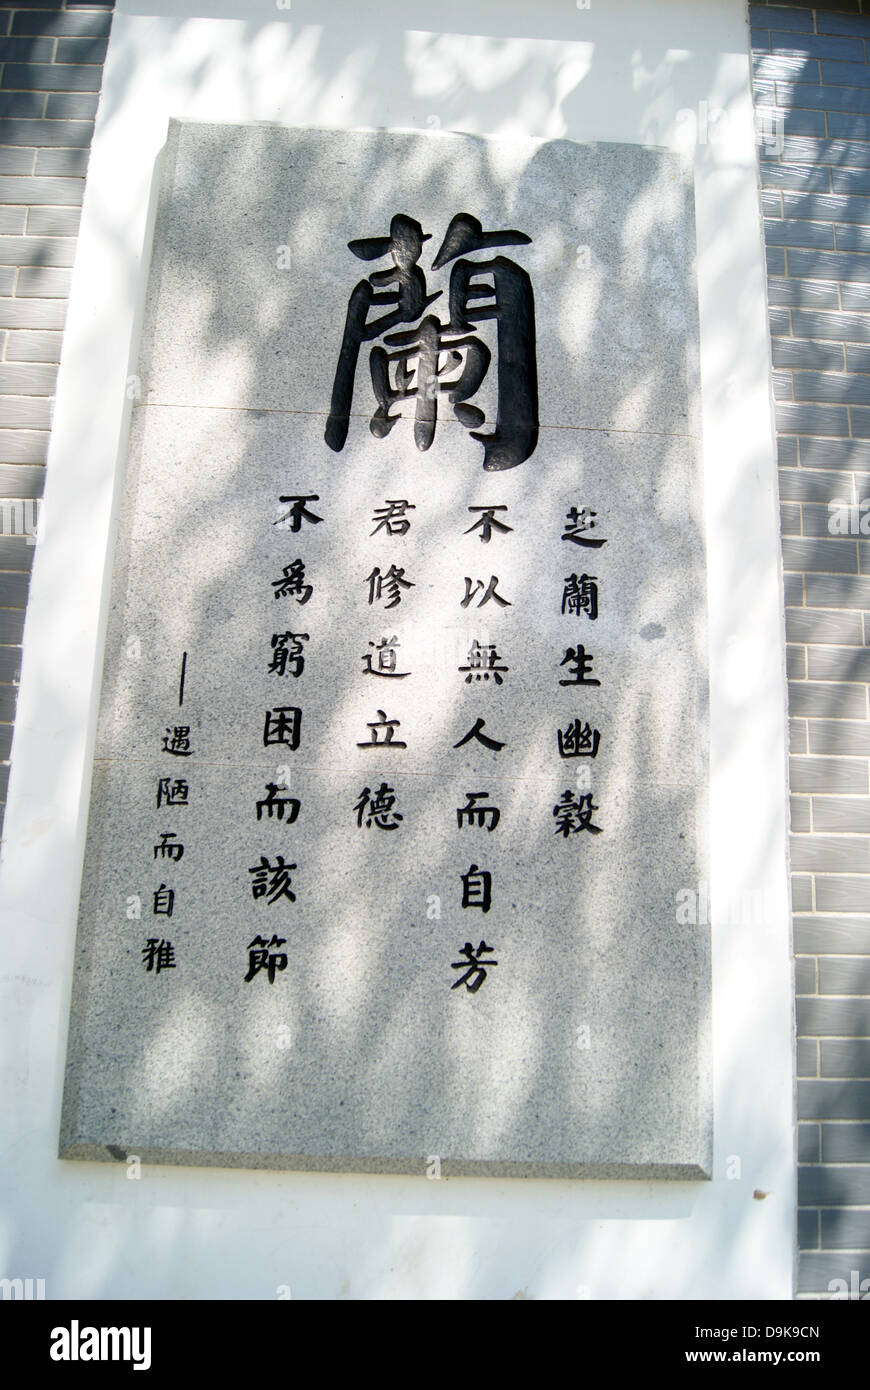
(60, 122), (709, 1178)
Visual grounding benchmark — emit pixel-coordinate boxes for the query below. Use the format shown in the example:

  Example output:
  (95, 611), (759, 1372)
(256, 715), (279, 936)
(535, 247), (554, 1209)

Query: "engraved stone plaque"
(60, 123), (709, 1178)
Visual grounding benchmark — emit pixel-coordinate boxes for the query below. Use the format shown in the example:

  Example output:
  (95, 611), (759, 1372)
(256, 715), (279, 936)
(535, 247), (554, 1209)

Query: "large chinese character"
(325, 212), (538, 470)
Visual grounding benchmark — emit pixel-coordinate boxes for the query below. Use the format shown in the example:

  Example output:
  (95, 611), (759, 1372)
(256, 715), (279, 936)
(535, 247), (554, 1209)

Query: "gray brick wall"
(0, 1), (112, 827)
(753, 0), (870, 1299)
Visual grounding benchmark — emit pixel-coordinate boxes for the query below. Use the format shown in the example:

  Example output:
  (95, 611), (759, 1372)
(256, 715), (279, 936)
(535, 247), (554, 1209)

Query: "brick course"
(0, 1), (109, 832)
(754, 0), (870, 1298)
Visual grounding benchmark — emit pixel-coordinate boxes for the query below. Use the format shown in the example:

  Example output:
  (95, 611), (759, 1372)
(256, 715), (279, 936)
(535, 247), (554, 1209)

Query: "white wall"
(0, 0), (794, 1299)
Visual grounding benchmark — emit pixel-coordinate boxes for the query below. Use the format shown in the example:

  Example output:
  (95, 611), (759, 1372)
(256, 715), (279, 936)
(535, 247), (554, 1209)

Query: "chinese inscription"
(325, 213), (539, 471)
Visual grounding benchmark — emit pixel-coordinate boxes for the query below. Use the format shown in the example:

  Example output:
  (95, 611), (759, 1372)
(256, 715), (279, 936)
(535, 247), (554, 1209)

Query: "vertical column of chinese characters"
(555, 506), (604, 839)
(451, 503), (515, 994)
(355, 497), (415, 837)
(145, 653), (193, 977)
(247, 495), (322, 985)
(324, 208), (540, 996)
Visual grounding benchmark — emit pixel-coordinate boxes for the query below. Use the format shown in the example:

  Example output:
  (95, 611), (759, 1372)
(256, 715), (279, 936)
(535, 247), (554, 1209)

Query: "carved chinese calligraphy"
(61, 125), (709, 1180)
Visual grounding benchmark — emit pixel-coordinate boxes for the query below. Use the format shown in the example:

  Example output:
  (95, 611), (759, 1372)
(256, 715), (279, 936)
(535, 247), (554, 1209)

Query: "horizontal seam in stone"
(125, 403), (702, 441)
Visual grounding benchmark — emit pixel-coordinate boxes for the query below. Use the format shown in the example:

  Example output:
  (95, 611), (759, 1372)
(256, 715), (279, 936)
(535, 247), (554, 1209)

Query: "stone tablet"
(60, 122), (709, 1178)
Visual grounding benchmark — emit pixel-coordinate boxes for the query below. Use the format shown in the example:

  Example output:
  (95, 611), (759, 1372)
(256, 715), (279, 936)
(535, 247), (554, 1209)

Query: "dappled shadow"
(2, 4), (793, 1299)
